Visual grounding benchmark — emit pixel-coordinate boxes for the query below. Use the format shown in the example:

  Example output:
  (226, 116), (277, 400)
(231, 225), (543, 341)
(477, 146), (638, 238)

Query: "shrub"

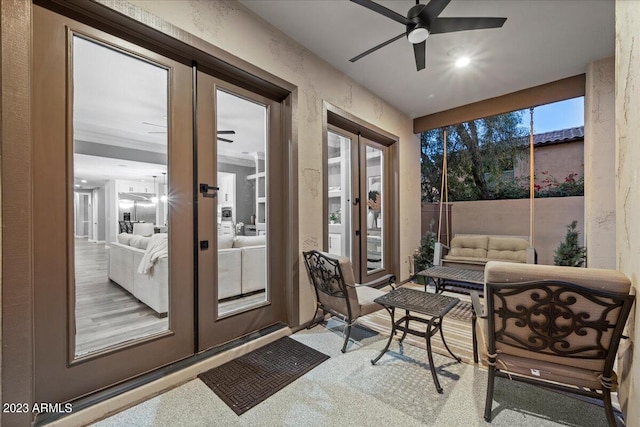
(414, 229), (437, 273)
(553, 220), (586, 267)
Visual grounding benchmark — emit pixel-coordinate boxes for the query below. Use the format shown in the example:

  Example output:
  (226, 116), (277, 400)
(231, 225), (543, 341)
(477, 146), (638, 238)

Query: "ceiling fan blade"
(350, 0), (410, 25)
(142, 121), (167, 128)
(421, 0), (451, 21)
(350, 32), (406, 63)
(217, 130), (236, 135)
(430, 17), (507, 34)
(217, 137), (234, 143)
(413, 41), (426, 71)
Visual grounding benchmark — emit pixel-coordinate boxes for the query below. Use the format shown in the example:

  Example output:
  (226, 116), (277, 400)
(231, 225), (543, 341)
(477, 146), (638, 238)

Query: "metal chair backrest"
(486, 280), (634, 375)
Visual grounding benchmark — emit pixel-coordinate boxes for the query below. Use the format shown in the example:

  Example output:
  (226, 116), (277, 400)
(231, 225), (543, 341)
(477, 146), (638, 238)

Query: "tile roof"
(533, 126), (584, 146)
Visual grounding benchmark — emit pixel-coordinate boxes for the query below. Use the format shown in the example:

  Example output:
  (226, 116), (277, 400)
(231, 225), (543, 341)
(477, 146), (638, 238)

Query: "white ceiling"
(240, 0), (614, 118)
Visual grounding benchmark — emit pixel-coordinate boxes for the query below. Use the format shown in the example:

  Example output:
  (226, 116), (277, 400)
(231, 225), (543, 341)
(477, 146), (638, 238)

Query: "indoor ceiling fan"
(350, 0), (507, 71)
(144, 121), (236, 143)
(216, 130), (236, 143)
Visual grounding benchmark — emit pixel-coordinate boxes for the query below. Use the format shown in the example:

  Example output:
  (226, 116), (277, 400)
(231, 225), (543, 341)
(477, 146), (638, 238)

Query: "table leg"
(371, 306), (395, 365)
(425, 317), (443, 393)
(472, 311), (478, 364)
(438, 317), (461, 363)
(399, 309), (410, 343)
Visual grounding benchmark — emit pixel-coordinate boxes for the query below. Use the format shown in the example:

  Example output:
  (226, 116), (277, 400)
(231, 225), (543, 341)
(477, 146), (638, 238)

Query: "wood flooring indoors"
(74, 238), (168, 356)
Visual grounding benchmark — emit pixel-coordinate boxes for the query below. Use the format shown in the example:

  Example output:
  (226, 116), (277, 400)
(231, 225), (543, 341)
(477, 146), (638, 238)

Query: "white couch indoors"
(108, 232), (168, 316)
(218, 235), (266, 300)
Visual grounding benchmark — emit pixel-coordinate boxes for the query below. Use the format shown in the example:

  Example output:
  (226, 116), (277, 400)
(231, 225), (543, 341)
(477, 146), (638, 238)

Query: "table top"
(417, 266), (484, 285)
(374, 287), (459, 317)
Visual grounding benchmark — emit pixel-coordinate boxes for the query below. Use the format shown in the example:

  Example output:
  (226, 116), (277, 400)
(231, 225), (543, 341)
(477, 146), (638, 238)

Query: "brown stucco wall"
(449, 196), (585, 266)
(615, 1), (640, 423)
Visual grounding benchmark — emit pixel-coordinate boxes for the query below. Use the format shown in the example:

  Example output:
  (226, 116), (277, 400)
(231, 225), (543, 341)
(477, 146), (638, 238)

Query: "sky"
(519, 96), (584, 134)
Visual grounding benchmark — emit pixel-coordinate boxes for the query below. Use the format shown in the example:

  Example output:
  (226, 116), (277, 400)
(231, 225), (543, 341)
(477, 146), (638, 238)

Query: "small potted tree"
(554, 220), (586, 267)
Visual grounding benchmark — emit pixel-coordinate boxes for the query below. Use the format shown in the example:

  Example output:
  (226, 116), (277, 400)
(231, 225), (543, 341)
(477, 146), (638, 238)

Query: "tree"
(420, 110), (528, 202)
(554, 220), (586, 267)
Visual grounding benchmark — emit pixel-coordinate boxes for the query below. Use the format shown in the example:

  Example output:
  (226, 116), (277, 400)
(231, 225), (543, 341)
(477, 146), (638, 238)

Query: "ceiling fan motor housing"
(406, 4), (430, 43)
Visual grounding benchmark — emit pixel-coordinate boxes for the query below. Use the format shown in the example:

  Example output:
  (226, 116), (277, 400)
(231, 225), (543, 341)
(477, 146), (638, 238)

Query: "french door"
(196, 73), (286, 350)
(31, 3), (290, 408)
(326, 125), (392, 283)
(33, 6), (194, 404)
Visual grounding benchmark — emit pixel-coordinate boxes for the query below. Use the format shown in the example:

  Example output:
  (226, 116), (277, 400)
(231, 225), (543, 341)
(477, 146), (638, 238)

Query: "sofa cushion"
(218, 234), (235, 249)
(443, 255), (490, 264)
(233, 235), (266, 248)
(130, 235), (151, 250)
(117, 232), (133, 245)
(449, 235), (488, 258)
(487, 237), (528, 263)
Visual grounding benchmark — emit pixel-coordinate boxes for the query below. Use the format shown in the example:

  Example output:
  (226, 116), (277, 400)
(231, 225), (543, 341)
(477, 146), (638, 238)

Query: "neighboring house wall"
(615, 2), (640, 424)
(129, 0), (420, 324)
(585, 57), (616, 269)
(514, 140), (584, 185)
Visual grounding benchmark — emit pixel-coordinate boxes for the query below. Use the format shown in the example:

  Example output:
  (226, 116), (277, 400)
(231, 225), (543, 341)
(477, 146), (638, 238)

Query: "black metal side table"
(371, 287), (461, 393)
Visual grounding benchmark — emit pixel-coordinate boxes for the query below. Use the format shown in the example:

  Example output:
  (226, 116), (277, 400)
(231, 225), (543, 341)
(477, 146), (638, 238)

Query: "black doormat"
(198, 336), (330, 415)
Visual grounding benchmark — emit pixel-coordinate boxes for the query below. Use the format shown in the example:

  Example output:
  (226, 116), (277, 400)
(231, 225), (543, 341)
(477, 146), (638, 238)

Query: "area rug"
(197, 336), (330, 415)
(358, 282), (476, 364)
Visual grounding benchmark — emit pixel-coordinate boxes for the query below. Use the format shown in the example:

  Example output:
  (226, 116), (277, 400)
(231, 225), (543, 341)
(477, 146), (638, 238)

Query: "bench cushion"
(449, 235), (488, 258)
(487, 237), (528, 263)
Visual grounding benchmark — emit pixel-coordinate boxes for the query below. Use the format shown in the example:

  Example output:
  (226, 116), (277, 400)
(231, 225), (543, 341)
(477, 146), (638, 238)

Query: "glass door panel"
(216, 89), (268, 317)
(327, 131), (353, 258)
(366, 145), (384, 273)
(71, 35), (171, 358)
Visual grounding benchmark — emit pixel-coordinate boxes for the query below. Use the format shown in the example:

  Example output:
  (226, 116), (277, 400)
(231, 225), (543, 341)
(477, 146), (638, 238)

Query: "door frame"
(1, 1), (298, 425)
(322, 101), (400, 284)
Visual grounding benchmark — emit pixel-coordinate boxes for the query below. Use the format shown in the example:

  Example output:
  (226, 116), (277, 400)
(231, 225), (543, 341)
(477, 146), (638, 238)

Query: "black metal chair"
(472, 261), (635, 426)
(302, 250), (391, 353)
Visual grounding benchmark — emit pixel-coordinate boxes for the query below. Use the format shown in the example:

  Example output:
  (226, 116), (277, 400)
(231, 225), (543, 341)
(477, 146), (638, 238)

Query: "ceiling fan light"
(408, 27), (429, 44)
(455, 56), (471, 67)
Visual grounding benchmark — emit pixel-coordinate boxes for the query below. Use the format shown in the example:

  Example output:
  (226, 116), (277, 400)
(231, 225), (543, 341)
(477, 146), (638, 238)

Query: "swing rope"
(529, 107), (535, 248)
(437, 128), (449, 245)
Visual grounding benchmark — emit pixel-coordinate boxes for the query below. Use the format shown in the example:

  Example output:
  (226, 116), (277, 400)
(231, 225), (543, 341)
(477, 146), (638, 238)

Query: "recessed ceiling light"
(74, 184), (81, 188)
(455, 57), (471, 68)
(81, 179), (87, 183)
(428, 93), (435, 99)
(141, 179), (145, 182)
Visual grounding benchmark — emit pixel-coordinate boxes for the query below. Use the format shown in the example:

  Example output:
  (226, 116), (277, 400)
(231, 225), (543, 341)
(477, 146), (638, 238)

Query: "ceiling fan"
(143, 121), (236, 142)
(349, 0), (507, 71)
(217, 130), (236, 143)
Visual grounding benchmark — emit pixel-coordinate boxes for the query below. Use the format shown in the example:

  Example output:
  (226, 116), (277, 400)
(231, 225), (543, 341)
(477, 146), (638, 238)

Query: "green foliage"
(554, 220), (586, 267)
(414, 230), (437, 272)
(420, 110), (585, 202)
(420, 110), (528, 202)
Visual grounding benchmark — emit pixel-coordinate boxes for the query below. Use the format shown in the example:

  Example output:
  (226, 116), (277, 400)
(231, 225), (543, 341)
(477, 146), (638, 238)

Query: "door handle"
(353, 197), (360, 206)
(355, 230), (360, 236)
(199, 183), (219, 198)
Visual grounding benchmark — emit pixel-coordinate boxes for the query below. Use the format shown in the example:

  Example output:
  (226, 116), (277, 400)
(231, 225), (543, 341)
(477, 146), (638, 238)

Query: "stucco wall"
(585, 57), (616, 269)
(127, 0), (420, 325)
(615, 2), (640, 423)
(450, 197), (584, 266)
(515, 141), (584, 186)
